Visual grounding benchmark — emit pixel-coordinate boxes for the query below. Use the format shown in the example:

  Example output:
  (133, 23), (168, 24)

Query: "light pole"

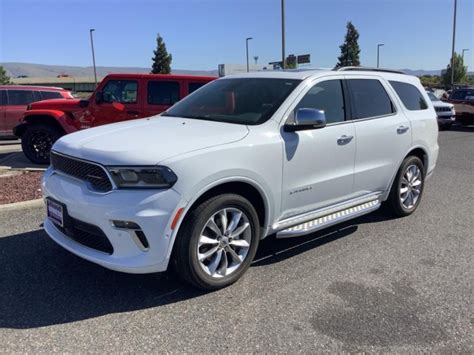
(450, 0), (457, 88)
(89, 29), (98, 87)
(377, 43), (384, 68)
(246, 37), (253, 72)
(462, 48), (469, 62)
(281, 0), (286, 69)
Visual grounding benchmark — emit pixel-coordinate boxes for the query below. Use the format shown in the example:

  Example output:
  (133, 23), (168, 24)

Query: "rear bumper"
(42, 167), (185, 273)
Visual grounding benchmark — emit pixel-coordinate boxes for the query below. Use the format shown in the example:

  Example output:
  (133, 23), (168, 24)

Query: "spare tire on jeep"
(21, 123), (63, 164)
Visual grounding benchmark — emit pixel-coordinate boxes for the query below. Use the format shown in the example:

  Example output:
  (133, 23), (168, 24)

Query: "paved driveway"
(0, 128), (472, 352)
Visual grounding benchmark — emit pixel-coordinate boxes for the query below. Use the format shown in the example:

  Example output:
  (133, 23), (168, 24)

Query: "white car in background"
(427, 91), (455, 130)
(42, 68), (439, 290)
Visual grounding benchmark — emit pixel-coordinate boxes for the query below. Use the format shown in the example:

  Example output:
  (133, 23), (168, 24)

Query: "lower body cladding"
(42, 167), (182, 274)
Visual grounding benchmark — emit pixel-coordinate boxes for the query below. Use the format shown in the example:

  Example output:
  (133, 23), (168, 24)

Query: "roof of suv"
(224, 68), (416, 83)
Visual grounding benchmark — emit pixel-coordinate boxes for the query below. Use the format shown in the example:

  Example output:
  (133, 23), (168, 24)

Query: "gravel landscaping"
(0, 171), (43, 205)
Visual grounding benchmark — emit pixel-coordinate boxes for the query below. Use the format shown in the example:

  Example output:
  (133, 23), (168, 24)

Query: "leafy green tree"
(0, 66), (11, 84)
(420, 75), (442, 88)
(336, 22), (361, 68)
(443, 52), (467, 85)
(151, 33), (172, 74)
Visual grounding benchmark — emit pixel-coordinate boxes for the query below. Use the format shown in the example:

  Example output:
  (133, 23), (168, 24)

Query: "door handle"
(337, 135), (354, 145)
(397, 125), (410, 134)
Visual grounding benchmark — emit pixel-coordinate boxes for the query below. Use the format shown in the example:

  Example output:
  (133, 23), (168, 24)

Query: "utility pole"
(90, 29), (98, 87)
(281, 0), (286, 69)
(246, 37), (253, 72)
(377, 43), (384, 68)
(450, 0), (457, 88)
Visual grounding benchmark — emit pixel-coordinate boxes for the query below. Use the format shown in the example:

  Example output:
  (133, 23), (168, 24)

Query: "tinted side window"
(41, 91), (63, 100)
(148, 81), (180, 105)
(0, 90), (6, 105)
(7, 90), (36, 105)
(102, 80), (138, 103)
(348, 79), (394, 119)
(188, 82), (205, 94)
(450, 90), (465, 100)
(389, 81), (428, 110)
(295, 80), (345, 124)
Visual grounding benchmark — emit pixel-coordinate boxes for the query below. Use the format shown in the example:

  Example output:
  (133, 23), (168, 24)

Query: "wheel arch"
(15, 114), (66, 137)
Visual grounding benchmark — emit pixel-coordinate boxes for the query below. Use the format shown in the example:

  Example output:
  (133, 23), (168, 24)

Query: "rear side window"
(40, 91), (63, 100)
(0, 90), (6, 105)
(451, 90), (474, 100)
(7, 90), (36, 105)
(390, 81), (428, 111)
(148, 81), (180, 105)
(295, 80), (346, 124)
(188, 82), (205, 94)
(347, 79), (394, 119)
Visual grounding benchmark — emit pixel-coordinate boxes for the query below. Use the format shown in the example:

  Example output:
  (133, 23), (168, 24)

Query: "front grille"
(435, 106), (451, 112)
(51, 152), (113, 192)
(57, 216), (114, 254)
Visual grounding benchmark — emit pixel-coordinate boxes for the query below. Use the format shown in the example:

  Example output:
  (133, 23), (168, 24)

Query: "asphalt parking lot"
(0, 127), (473, 353)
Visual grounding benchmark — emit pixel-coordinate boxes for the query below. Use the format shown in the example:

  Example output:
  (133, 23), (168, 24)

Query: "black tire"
(387, 156), (425, 217)
(173, 194), (260, 290)
(21, 124), (62, 164)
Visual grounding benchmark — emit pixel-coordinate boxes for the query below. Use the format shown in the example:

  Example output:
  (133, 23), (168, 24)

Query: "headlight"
(107, 166), (177, 189)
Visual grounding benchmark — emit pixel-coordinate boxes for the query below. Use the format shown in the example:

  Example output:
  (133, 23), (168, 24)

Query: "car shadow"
(0, 208), (394, 329)
(0, 151), (47, 170)
(449, 125), (474, 133)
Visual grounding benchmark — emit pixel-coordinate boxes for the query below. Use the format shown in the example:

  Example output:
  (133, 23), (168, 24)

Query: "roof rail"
(335, 66), (405, 74)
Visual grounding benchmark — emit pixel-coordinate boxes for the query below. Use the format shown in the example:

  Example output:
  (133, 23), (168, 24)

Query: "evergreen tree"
(0, 66), (11, 84)
(151, 33), (172, 74)
(442, 52), (467, 86)
(336, 22), (361, 68)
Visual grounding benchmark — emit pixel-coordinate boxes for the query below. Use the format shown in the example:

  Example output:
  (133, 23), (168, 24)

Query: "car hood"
(432, 101), (453, 108)
(30, 98), (82, 110)
(53, 116), (249, 165)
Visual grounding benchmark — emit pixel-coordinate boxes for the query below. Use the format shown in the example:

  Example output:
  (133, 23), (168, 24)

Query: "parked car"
(426, 91), (455, 130)
(0, 85), (73, 139)
(13, 73), (216, 164)
(42, 68), (438, 290)
(447, 88), (474, 125)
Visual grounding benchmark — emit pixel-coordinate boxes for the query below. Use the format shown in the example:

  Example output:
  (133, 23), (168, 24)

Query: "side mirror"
(95, 91), (103, 104)
(79, 99), (89, 108)
(284, 108), (327, 132)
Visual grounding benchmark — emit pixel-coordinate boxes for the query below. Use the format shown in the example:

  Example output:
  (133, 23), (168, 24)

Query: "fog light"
(112, 220), (141, 230)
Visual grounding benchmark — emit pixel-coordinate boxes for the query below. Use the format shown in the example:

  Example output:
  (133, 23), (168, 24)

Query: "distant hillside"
(1, 62), (218, 78)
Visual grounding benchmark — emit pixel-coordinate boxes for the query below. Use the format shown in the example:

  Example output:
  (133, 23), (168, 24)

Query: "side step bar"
(275, 196), (381, 239)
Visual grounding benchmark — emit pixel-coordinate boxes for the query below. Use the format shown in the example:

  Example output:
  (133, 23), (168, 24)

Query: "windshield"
(163, 78), (301, 125)
(427, 92), (439, 102)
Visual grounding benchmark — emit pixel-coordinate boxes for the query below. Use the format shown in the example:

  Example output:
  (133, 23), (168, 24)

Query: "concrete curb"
(0, 198), (44, 212)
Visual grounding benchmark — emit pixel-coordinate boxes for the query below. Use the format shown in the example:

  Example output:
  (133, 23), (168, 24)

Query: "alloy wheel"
(400, 164), (422, 209)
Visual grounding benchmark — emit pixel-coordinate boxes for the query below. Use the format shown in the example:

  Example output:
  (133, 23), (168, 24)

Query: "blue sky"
(1, 0), (473, 71)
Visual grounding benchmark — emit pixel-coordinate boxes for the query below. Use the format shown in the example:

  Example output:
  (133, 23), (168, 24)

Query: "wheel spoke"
(206, 219), (222, 237)
(198, 245), (219, 261)
(400, 187), (409, 194)
(227, 211), (242, 233)
(208, 249), (223, 275)
(227, 246), (243, 264)
(230, 223), (249, 239)
(412, 179), (422, 187)
(230, 239), (250, 248)
(216, 251), (228, 276)
(199, 235), (219, 246)
(219, 209), (228, 234)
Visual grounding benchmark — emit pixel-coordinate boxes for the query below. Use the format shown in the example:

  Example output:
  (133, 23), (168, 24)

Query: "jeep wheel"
(174, 194), (260, 290)
(21, 124), (62, 164)
(387, 156), (425, 217)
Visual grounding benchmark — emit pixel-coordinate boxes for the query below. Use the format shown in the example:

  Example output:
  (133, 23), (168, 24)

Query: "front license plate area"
(47, 198), (64, 227)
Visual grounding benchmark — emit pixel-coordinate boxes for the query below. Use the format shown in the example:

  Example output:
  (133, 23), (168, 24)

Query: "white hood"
(53, 116), (249, 165)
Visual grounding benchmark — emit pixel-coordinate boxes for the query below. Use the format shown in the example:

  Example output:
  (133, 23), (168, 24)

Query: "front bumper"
(42, 167), (184, 273)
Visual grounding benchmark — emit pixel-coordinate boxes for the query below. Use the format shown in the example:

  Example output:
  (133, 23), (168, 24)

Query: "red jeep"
(14, 73), (216, 164)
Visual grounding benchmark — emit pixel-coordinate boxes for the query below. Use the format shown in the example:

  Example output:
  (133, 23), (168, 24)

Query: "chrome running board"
(275, 193), (382, 239)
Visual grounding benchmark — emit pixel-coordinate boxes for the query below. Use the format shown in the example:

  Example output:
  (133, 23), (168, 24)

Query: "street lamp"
(450, 0), (457, 88)
(377, 43), (384, 68)
(462, 48), (469, 62)
(246, 37), (253, 72)
(281, 0), (286, 69)
(89, 29), (98, 87)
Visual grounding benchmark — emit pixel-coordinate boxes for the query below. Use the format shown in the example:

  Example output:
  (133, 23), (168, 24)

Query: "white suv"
(42, 68), (439, 290)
